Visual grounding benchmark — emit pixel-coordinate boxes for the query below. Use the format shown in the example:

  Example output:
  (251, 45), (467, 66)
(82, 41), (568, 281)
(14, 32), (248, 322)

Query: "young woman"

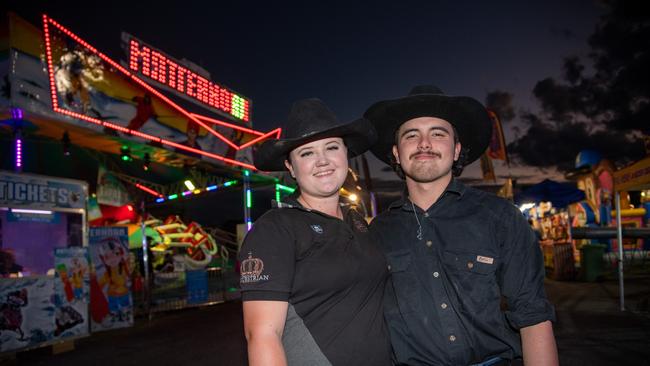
(238, 99), (391, 366)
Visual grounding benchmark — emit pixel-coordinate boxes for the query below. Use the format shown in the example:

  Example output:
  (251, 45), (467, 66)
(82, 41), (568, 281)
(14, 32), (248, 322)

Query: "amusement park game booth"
(0, 12), (286, 354)
(613, 156), (650, 310)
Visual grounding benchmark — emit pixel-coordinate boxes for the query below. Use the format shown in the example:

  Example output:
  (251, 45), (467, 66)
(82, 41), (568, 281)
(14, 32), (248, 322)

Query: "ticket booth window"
(0, 209), (84, 277)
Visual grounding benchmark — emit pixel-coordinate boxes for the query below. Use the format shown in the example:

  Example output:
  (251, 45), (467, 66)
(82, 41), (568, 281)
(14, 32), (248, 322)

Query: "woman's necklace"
(411, 200), (423, 240)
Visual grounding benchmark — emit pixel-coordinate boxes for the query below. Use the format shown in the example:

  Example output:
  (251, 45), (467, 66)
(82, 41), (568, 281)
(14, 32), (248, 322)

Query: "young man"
(365, 85), (558, 366)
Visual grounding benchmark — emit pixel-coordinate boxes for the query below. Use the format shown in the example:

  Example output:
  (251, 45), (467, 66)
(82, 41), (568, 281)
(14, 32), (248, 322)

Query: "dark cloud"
(509, 0), (650, 173)
(485, 90), (516, 122)
(508, 112), (645, 172)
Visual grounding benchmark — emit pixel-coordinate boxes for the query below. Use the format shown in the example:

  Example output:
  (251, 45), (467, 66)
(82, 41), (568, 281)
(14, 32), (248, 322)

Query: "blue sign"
(0, 171), (87, 209)
(186, 269), (208, 305)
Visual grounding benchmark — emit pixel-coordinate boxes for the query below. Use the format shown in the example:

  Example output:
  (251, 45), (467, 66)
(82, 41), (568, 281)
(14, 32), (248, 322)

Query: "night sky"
(6, 0), (620, 183)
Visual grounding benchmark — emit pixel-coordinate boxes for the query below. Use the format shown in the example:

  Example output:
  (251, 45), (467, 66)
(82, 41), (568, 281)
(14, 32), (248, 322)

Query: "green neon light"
(244, 169), (250, 177)
(275, 188), (281, 203)
(276, 184), (296, 193)
(246, 189), (252, 208)
(231, 94), (245, 119)
(168, 194), (178, 200)
(223, 180), (238, 187)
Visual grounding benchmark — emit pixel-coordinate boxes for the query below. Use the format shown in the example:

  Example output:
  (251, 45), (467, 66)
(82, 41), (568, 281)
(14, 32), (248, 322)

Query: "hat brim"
(365, 94), (492, 166)
(254, 118), (377, 171)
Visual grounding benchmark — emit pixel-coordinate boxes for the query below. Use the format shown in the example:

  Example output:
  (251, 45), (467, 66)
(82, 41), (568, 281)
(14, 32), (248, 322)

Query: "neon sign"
(126, 35), (251, 122)
(41, 15), (279, 170)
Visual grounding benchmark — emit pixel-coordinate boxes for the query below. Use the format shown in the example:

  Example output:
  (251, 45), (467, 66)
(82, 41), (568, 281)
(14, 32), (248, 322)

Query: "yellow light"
(348, 194), (358, 202)
(184, 180), (196, 191)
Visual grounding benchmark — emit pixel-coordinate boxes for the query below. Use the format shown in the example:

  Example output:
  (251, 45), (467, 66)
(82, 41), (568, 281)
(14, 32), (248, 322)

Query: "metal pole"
(140, 200), (152, 319)
(615, 191), (625, 311)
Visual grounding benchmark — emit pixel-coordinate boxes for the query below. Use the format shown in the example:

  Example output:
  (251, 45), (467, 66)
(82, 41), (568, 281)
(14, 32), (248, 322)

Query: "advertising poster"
(53, 247), (90, 339)
(88, 227), (133, 332)
(0, 277), (55, 353)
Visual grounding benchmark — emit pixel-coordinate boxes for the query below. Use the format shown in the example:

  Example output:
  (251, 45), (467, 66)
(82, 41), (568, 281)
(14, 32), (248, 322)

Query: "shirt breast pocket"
(386, 250), (420, 315)
(443, 250), (500, 308)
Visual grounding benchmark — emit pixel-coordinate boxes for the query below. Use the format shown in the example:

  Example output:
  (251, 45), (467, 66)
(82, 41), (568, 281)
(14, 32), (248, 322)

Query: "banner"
(486, 109), (509, 163)
(0, 277), (55, 353)
(88, 227), (133, 332)
(96, 167), (130, 207)
(0, 171), (87, 210)
(53, 247), (90, 339)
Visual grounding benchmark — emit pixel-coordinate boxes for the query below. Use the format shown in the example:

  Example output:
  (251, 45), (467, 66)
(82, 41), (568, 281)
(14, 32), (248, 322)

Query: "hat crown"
(408, 85), (444, 96)
(284, 98), (341, 139)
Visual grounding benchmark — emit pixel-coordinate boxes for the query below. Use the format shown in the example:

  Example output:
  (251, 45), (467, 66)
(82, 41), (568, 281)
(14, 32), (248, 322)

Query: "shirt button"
(449, 335), (456, 342)
(467, 261), (474, 269)
(424, 212), (429, 217)
(387, 265), (392, 271)
(425, 240), (432, 247)
(433, 271), (439, 278)
(441, 302), (448, 309)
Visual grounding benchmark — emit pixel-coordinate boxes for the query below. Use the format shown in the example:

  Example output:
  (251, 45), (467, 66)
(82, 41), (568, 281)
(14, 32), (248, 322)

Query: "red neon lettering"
(151, 51), (167, 84)
(129, 40), (151, 76)
(127, 37), (250, 121)
(176, 66), (187, 93)
(208, 84), (218, 108)
(168, 61), (177, 89)
(196, 75), (209, 104)
(186, 71), (197, 98)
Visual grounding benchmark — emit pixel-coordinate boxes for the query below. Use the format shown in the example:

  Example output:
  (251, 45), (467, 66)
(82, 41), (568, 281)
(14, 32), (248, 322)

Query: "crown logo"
(240, 252), (264, 277)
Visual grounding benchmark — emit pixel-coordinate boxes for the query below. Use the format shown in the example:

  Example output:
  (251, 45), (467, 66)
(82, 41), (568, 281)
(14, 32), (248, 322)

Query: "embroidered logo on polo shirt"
(240, 252), (269, 283)
(310, 224), (324, 234)
(476, 255), (494, 264)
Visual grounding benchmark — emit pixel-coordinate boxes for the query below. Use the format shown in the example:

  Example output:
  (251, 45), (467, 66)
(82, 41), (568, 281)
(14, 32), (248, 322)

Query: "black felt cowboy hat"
(364, 85), (492, 166)
(254, 98), (377, 171)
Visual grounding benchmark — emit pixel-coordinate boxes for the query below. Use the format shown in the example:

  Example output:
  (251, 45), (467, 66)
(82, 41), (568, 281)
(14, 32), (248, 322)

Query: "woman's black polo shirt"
(239, 197), (391, 366)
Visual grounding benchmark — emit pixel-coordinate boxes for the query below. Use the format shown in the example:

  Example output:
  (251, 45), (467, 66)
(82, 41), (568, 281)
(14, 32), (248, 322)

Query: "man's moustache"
(410, 152), (441, 159)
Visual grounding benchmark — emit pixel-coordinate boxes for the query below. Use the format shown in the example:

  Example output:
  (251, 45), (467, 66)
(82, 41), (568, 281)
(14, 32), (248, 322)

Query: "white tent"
(613, 156), (650, 310)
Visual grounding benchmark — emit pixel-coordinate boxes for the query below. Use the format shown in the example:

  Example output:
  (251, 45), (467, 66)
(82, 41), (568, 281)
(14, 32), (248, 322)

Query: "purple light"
(11, 107), (24, 120)
(15, 138), (22, 168)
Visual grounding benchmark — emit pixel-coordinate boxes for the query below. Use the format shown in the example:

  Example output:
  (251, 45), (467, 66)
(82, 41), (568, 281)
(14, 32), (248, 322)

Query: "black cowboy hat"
(364, 85), (492, 166)
(254, 98), (377, 171)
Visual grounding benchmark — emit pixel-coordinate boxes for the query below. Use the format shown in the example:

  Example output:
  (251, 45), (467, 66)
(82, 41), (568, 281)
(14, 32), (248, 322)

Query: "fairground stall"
(612, 154), (650, 310)
(515, 179), (585, 281)
(0, 171), (90, 353)
(0, 11), (298, 354)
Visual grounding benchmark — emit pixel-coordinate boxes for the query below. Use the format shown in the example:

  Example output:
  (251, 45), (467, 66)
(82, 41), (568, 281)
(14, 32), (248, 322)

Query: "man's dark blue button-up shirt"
(369, 179), (555, 365)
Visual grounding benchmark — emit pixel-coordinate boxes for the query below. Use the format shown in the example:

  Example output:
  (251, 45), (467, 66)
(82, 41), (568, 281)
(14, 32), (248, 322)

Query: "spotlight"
(348, 194), (358, 202)
(120, 145), (132, 162)
(143, 153), (151, 171)
(62, 131), (71, 156)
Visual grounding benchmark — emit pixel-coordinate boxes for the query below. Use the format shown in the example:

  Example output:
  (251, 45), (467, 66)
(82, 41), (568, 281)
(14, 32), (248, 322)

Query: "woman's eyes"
(299, 145), (339, 157)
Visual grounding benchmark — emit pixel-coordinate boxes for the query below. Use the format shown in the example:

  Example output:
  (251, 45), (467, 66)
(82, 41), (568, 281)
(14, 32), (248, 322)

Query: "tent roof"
(514, 179), (586, 208)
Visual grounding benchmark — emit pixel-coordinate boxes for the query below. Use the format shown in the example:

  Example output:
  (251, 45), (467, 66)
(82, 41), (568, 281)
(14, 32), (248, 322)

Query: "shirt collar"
(387, 178), (466, 211)
(273, 192), (352, 218)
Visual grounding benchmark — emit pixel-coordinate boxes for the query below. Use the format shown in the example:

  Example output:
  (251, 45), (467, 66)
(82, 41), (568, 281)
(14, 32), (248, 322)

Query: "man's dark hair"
(389, 125), (468, 179)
